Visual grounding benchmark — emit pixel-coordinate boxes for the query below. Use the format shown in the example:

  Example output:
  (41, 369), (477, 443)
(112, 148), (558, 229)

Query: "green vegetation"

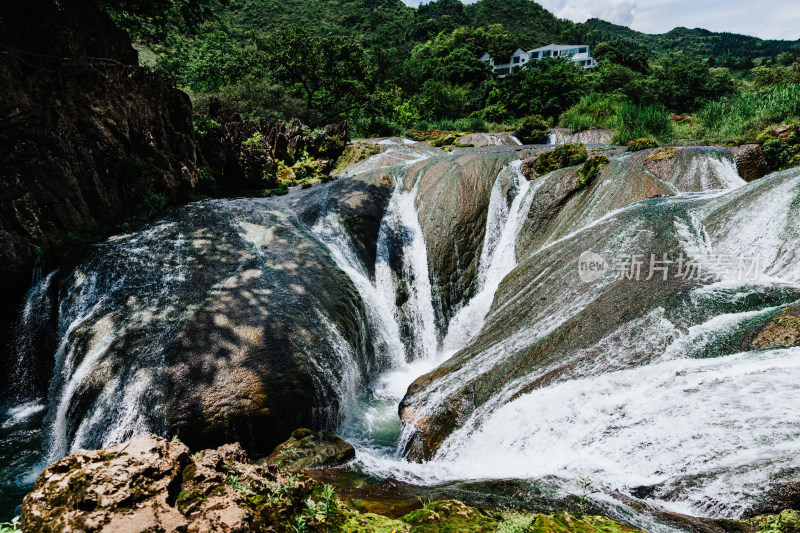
(562, 93), (625, 131)
(568, 477), (601, 517)
(698, 84), (800, 143)
(626, 138), (659, 152)
(577, 156), (610, 187)
(614, 104), (672, 145)
(103, 0), (793, 170)
(515, 115), (551, 144)
(745, 509), (800, 533)
(0, 517), (20, 533)
(534, 143), (588, 175)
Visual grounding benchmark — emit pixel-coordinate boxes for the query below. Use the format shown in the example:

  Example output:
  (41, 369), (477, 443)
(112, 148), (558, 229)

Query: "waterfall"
(11, 269), (58, 400)
(375, 172), (439, 363)
(45, 222), (188, 461)
(311, 212), (405, 371)
(440, 161), (537, 355)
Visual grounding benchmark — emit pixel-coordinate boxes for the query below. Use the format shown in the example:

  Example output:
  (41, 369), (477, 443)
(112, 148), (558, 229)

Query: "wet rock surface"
(264, 428), (356, 470)
(547, 128), (614, 145)
(746, 303), (800, 349)
(400, 165), (800, 463)
(32, 197), (373, 458)
(410, 153), (514, 330)
(730, 144), (770, 183)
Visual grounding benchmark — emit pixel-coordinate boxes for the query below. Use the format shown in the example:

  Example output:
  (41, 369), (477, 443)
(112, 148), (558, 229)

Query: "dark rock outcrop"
(265, 428), (355, 470)
(0, 54), (200, 279)
(730, 144), (770, 182)
(199, 99), (349, 189)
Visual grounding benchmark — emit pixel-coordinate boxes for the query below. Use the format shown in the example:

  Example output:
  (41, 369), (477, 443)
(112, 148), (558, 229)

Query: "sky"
(401, 0), (800, 41)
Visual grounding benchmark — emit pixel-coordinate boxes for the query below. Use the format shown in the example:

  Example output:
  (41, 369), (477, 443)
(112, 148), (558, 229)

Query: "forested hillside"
(138, 0), (800, 169)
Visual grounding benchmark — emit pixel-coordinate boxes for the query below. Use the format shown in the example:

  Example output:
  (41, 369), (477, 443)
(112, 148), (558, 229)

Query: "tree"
(499, 57), (587, 120)
(257, 26), (373, 122)
(649, 54), (735, 112)
(592, 40), (649, 73)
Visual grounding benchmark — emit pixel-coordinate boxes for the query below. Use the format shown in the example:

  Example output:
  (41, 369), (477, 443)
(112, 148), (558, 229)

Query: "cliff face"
(0, 54), (201, 278)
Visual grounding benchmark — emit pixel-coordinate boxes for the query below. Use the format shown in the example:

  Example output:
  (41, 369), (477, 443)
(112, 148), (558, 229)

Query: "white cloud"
(536, 0), (637, 26)
(401, 0), (800, 41)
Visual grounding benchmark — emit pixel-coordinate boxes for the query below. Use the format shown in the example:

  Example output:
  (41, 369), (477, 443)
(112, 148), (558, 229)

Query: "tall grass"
(613, 102), (673, 145)
(413, 117), (490, 132)
(698, 83), (800, 143)
(560, 93), (625, 131)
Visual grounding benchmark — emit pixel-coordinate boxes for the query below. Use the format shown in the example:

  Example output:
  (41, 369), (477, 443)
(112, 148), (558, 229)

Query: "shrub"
(534, 143), (588, 175)
(242, 132), (265, 152)
(626, 138), (659, 152)
(614, 102), (673, 144)
(763, 138), (797, 171)
(577, 155), (610, 187)
(478, 103), (511, 123)
(515, 115), (550, 144)
(394, 100), (422, 129)
(193, 117), (221, 138)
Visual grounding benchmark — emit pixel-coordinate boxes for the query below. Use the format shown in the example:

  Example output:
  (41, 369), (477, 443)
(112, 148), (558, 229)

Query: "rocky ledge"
(18, 435), (800, 533)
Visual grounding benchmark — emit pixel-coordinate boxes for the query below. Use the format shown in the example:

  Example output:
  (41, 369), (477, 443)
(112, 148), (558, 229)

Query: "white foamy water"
(2, 401), (46, 429)
(441, 161), (536, 354)
(375, 174), (439, 362)
(431, 348), (800, 518)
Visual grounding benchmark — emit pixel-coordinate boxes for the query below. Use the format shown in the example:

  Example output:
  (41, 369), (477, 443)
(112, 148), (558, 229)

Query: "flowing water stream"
(3, 139), (800, 529)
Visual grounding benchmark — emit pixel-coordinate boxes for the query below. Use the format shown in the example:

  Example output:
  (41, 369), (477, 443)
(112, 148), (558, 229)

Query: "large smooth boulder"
(38, 192), (377, 459)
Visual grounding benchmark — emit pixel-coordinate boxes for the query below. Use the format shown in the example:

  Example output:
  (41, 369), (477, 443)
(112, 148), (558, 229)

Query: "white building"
(481, 44), (597, 76)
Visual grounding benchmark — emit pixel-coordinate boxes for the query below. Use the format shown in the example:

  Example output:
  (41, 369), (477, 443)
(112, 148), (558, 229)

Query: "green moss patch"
(577, 155), (610, 188)
(534, 143), (588, 175)
(626, 138), (659, 152)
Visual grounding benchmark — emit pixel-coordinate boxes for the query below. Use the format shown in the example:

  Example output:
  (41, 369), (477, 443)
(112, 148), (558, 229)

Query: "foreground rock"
(265, 428), (355, 470)
(21, 435), (655, 533)
(746, 303), (800, 349)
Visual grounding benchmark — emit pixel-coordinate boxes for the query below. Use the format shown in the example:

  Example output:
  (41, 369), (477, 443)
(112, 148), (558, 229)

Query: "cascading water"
(11, 268), (58, 400)
(375, 173), (439, 363)
(439, 160), (537, 355)
(6, 137), (800, 528)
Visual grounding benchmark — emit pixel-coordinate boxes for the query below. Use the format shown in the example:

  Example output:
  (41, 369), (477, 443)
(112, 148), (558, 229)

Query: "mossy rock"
(277, 167), (296, 183)
(577, 155), (610, 188)
(521, 513), (645, 533)
(534, 143), (588, 175)
(626, 138), (659, 152)
(645, 147), (677, 162)
(747, 304), (800, 350)
(745, 509), (800, 533)
(400, 500), (499, 532)
(341, 512), (408, 532)
(265, 428), (355, 470)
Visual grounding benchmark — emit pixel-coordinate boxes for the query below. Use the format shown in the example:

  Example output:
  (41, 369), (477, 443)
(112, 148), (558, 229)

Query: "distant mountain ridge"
(213, 0), (798, 59)
(583, 18), (800, 58)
